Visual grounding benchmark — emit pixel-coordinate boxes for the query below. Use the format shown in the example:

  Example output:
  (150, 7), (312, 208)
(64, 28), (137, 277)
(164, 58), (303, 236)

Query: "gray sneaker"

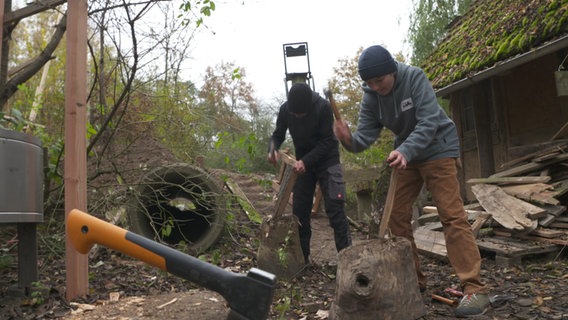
(455, 293), (490, 317)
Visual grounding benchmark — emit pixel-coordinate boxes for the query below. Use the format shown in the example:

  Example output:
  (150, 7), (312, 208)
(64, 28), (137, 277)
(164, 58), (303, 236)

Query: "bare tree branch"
(0, 13), (66, 108)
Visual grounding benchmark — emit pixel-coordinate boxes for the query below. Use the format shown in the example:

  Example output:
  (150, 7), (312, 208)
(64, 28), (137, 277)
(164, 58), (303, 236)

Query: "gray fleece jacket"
(345, 62), (460, 164)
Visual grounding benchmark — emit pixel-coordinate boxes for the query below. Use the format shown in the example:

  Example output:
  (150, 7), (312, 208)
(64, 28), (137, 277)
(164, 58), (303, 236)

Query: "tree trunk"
(330, 238), (427, 320)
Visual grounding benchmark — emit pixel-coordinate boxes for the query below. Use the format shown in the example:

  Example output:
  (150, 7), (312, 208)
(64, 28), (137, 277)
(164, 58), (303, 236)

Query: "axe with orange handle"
(67, 209), (276, 320)
(324, 89), (342, 120)
(324, 89), (397, 238)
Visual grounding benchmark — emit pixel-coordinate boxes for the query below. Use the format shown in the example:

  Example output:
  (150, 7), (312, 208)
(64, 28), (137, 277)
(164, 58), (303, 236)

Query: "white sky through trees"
(189, 0), (413, 101)
(10, 0), (413, 102)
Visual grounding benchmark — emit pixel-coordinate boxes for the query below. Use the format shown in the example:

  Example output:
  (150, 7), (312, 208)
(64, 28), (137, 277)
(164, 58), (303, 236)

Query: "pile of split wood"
(414, 143), (568, 265)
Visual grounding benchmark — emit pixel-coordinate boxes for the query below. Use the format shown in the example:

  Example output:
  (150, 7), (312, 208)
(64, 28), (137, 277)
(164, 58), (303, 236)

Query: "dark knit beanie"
(358, 45), (397, 81)
(287, 83), (312, 113)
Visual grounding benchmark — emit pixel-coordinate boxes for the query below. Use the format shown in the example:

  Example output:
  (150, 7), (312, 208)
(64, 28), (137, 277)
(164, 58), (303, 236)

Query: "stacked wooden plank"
(472, 142), (568, 234)
(414, 142), (568, 266)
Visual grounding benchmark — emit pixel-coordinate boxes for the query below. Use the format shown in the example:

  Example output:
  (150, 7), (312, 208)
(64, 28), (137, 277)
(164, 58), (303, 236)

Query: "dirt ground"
(1, 140), (568, 320)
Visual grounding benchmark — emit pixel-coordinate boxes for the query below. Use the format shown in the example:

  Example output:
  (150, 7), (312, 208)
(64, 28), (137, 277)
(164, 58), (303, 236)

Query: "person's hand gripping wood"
(267, 141), (279, 167)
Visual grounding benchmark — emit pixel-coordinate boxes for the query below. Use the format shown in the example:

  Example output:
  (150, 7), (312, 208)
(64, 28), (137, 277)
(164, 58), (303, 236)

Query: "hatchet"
(324, 89), (342, 120)
(67, 209), (276, 320)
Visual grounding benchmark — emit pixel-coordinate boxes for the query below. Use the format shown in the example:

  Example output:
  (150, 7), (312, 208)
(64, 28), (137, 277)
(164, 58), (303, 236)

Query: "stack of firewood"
(416, 142), (568, 256)
(459, 142), (568, 246)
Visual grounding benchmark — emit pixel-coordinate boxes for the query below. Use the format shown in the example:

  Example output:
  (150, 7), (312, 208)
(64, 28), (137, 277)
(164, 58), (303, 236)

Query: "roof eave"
(434, 34), (568, 98)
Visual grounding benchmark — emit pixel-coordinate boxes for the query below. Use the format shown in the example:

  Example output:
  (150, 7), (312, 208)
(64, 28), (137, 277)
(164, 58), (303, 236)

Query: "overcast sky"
(11, 0), (413, 102)
(188, 0), (414, 102)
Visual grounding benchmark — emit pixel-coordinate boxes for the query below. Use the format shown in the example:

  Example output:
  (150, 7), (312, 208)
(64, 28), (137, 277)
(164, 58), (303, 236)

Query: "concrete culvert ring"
(127, 163), (227, 255)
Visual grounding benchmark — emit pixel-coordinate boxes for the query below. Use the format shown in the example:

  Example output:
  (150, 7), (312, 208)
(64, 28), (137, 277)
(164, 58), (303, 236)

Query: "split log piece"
(378, 169), (397, 238)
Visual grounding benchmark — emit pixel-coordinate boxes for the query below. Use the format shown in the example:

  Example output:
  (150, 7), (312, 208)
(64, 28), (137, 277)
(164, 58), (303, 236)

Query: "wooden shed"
(421, 0), (568, 201)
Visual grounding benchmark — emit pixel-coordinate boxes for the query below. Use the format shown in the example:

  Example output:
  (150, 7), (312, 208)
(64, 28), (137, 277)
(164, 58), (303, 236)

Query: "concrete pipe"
(127, 163), (226, 255)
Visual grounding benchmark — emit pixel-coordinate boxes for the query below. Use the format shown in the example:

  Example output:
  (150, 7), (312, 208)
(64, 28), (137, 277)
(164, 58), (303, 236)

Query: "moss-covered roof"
(421, 0), (568, 89)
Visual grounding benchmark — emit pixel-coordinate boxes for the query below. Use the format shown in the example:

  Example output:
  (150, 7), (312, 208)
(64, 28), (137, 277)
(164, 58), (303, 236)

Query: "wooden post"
(330, 238), (427, 320)
(65, 0), (89, 300)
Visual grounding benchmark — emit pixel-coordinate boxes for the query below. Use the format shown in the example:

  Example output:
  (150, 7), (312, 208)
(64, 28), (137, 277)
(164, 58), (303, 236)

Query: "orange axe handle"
(67, 209), (166, 269)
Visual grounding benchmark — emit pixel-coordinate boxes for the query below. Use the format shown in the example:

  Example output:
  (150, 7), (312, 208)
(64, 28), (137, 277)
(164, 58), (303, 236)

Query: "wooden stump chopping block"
(257, 215), (305, 280)
(257, 152), (305, 280)
(329, 238), (427, 320)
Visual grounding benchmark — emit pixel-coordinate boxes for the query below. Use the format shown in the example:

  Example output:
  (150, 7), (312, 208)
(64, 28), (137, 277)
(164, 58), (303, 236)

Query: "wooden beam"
(65, 0), (88, 300)
(500, 141), (568, 170)
(490, 153), (568, 178)
(492, 228), (568, 246)
(466, 176), (551, 185)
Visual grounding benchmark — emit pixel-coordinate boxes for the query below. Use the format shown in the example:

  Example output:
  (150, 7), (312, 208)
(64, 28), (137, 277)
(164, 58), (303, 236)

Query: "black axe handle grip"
(67, 209), (276, 320)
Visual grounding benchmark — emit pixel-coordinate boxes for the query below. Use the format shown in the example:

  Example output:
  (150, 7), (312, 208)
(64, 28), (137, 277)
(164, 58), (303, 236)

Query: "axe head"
(225, 268), (276, 320)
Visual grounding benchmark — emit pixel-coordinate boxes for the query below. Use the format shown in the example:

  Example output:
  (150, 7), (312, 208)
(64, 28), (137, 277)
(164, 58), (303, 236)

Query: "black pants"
(292, 163), (352, 263)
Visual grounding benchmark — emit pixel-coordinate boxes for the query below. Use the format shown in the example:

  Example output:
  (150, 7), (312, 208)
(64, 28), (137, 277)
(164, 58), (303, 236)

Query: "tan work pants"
(388, 157), (487, 294)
